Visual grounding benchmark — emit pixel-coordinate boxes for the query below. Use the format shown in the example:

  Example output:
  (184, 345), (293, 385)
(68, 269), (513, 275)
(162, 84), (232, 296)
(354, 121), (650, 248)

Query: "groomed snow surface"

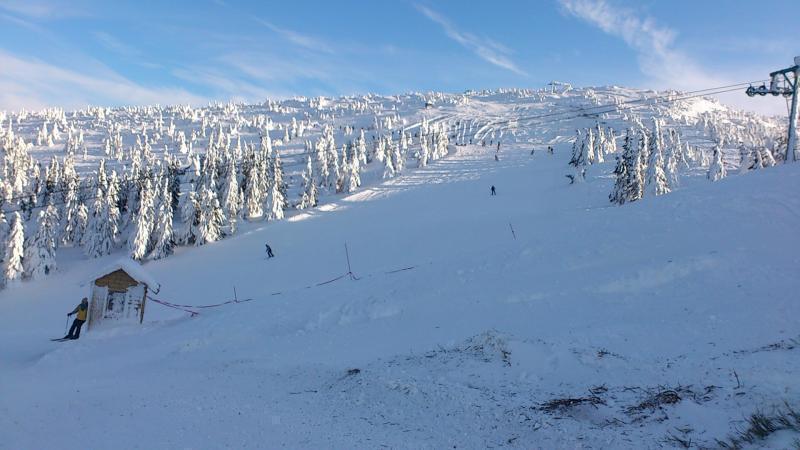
(2, 143), (799, 449)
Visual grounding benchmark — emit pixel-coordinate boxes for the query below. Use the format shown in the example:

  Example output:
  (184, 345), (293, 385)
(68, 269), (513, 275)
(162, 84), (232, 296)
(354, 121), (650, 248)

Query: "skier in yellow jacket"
(65, 298), (89, 340)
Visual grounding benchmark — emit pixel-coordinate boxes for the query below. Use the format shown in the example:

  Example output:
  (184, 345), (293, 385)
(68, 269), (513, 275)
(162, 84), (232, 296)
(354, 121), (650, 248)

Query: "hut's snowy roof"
(91, 259), (161, 293)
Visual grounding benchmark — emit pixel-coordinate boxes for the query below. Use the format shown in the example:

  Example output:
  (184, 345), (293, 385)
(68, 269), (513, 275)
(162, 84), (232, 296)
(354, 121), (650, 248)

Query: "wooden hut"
(87, 260), (160, 330)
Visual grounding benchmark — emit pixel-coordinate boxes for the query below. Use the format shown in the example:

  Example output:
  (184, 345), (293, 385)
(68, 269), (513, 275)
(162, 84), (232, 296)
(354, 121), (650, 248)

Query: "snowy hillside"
(1, 87), (798, 448)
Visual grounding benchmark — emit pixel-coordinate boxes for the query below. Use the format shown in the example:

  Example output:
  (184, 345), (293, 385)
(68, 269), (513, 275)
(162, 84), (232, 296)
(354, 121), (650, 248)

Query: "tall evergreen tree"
(129, 179), (155, 260)
(645, 120), (670, 196)
(221, 159), (242, 233)
(196, 185), (225, 245)
(25, 203), (59, 279)
(3, 212), (24, 285)
(244, 155), (265, 220)
(149, 180), (175, 260)
(84, 188), (115, 258)
(176, 187), (199, 245)
(707, 144), (727, 181)
(298, 156), (318, 210)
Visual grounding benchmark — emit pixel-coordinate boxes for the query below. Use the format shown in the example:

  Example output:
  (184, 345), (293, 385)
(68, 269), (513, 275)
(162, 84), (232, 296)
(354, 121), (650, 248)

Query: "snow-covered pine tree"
(221, 159), (241, 233)
(196, 185), (225, 245)
(244, 155), (265, 220)
(644, 119), (670, 196)
(383, 145), (396, 179)
(266, 150), (286, 221)
(345, 143), (361, 193)
(298, 156), (318, 210)
(605, 128), (618, 155)
(84, 188), (115, 258)
(60, 163), (82, 245)
(645, 138), (670, 197)
(357, 129), (368, 165)
(129, 178), (155, 261)
(266, 172), (285, 221)
(3, 212), (25, 285)
(585, 129), (596, 164)
(24, 203), (59, 279)
(393, 138), (404, 173)
(418, 134), (430, 168)
(749, 145), (765, 170)
(374, 136), (386, 163)
(569, 130), (583, 166)
(707, 144), (727, 181)
(609, 152), (629, 205)
(106, 171), (122, 244)
(176, 186), (199, 245)
(611, 128), (644, 204)
(149, 180), (175, 260)
(0, 213), (9, 269)
(326, 138), (340, 192)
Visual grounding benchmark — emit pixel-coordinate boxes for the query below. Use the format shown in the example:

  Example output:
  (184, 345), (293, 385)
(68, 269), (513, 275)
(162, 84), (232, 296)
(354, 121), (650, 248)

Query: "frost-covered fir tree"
(266, 174), (285, 221)
(418, 134), (430, 168)
(609, 152), (629, 205)
(707, 144), (727, 181)
(383, 146), (396, 179)
(273, 151), (288, 209)
(585, 129), (596, 164)
(0, 213), (9, 268)
(266, 151), (286, 221)
(645, 120), (670, 196)
(84, 188), (115, 258)
(609, 129), (644, 204)
(3, 212), (25, 285)
(749, 146), (765, 170)
(356, 129), (368, 165)
(129, 179), (155, 260)
(60, 157), (82, 245)
(176, 187), (199, 245)
(569, 130), (583, 166)
(24, 203), (59, 279)
(327, 137), (340, 192)
(345, 144), (361, 193)
(149, 180), (175, 260)
(298, 156), (318, 210)
(221, 159), (241, 233)
(244, 156), (265, 220)
(196, 185), (225, 245)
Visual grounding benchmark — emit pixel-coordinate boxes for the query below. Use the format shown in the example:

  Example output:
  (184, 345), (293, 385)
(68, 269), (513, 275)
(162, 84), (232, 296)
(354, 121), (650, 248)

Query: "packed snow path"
(2, 141), (799, 449)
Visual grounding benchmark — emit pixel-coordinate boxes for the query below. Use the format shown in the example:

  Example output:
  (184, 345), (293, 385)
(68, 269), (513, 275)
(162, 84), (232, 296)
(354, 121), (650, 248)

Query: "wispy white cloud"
(93, 31), (140, 57)
(559, 0), (715, 89)
(0, 50), (205, 110)
(414, 4), (527, 77)
(558, 0), (783, 114)
(0, 0), (89, 19)
(254, 18), (334, 54)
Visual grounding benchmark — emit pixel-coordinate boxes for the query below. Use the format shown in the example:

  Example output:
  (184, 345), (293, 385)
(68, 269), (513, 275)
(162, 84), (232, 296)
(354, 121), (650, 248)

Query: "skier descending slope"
(265, 243), (275, 258)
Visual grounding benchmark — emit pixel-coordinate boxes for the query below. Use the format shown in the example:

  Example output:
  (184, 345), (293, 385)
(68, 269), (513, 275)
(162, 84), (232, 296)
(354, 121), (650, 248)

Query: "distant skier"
(548, 146), (554, 155)
(494, 154), (499, 162)
(65, 298), (89, 340)
(265, 243), (275, 258)
(530, 148), (535, 156)
(497, 142), (501, 151)
(490, 185), (496, 196)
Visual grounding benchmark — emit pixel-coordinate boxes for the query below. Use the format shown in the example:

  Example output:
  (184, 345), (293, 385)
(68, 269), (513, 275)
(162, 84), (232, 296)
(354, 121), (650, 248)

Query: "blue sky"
(0, 0), (796, 114)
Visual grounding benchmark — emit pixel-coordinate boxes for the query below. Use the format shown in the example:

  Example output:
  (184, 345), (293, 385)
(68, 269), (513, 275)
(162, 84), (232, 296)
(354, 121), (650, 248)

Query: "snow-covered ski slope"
(1, 87), (798, 448)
